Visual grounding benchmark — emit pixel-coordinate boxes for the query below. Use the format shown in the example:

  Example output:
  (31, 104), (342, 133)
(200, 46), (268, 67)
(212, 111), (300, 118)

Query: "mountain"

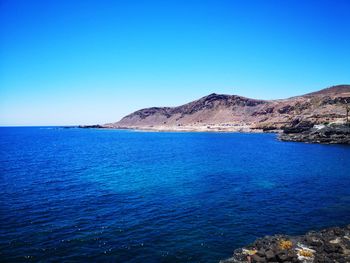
(105, 85), (350, 132)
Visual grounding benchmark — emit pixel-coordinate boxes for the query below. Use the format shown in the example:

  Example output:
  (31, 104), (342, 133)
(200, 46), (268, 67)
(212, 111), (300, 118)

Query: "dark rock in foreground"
(220, 225), (350, 263)
(279, 124), (350, 144)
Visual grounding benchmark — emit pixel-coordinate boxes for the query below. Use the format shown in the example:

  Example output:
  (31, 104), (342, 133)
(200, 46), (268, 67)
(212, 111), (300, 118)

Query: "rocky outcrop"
(279, 124), (350, 144)
(220, 225), (350, 263)
(104, 85), (350, 132)
(78, 124), (105, 129)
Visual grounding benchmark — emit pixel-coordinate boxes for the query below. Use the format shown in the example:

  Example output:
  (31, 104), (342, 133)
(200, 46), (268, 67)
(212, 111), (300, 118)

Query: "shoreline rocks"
(76, 122), (350, 145)
(220, 225), (350, 263)
(78, 124), (105, 129)
(279, 123), (350, 144)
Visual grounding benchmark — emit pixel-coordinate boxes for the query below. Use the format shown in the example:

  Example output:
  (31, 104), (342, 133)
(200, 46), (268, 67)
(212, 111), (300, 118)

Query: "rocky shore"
(220, 225), (350, 263)
(279, 123), (350, 144)
(78, 124), (105, 129)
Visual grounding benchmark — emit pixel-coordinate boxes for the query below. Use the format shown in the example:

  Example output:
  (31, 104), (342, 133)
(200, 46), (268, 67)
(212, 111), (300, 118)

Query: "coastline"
(220, 225), (350, 263)
(79, 123), (350, 144)
(81, 124), (274, 133)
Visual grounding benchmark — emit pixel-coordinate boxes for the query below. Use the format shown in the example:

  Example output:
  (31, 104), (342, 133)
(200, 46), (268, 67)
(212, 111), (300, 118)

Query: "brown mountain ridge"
(105, 85), (350, 132)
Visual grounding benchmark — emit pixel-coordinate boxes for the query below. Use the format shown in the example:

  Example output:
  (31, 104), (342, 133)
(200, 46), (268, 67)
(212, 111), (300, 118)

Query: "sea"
(1, 127), (350, 262)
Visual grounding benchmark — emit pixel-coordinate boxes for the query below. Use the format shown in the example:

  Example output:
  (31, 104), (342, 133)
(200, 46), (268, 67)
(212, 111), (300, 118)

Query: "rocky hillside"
(105, 85), (350, 132)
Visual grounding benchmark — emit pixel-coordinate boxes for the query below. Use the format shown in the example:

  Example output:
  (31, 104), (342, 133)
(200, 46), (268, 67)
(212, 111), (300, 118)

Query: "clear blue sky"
(1, 0), (349, 125)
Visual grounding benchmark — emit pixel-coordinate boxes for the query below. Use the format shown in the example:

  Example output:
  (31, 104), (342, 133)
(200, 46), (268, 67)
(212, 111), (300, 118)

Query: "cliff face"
(106, 85), (350, 132)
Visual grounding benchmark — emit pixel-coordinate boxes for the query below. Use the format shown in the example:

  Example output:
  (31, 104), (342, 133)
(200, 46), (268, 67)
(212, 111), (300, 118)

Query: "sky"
(1, 0), (350, 126)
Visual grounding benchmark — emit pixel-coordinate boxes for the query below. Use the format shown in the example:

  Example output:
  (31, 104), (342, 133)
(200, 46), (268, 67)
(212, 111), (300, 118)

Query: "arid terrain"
(104, 85), (350, 132)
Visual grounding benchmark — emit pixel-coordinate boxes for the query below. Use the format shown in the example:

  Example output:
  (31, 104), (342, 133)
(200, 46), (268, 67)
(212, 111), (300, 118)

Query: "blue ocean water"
(0, 127), (350, 262)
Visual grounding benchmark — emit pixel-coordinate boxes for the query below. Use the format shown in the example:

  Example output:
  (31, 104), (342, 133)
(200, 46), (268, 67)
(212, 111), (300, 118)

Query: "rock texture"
(279, 123), (350, 144)
(220, 225), (350, 263)
(105, 85), (350, 132)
